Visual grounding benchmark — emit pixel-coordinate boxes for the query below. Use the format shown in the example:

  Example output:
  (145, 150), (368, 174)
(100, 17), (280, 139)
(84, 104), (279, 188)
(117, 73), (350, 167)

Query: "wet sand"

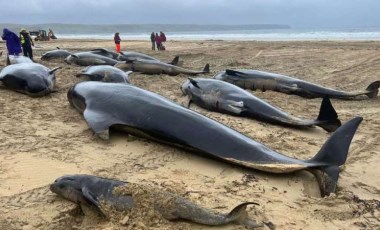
(0, 39), (379, 229)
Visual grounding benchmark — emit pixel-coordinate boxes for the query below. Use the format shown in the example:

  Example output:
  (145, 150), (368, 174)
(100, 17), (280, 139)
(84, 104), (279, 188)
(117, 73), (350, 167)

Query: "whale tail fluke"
(308, 117), (363, 196)
(203, 64), (210, 73)
(365, 81), (380, 98)
(226, 202), (262, 228)
(316, 96), (341, 132)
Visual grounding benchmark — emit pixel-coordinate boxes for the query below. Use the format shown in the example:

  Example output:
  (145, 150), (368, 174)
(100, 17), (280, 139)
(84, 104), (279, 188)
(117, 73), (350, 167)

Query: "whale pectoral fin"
(49, 66), (62, 75)
(83, 109), (114, 140)
(187, 100), (193, 108)
(81, 187), (105, 216)
(226, 100), (247, 114)
(188, 78), (200, 88)
(225, 69), (247, 77)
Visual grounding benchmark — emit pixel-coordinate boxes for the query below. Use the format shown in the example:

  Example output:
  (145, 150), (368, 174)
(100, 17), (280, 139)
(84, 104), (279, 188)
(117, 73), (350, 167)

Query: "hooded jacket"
(114, 33), (121, 44)
(2, 28), (22, 55)
(20, 31), (34, 47)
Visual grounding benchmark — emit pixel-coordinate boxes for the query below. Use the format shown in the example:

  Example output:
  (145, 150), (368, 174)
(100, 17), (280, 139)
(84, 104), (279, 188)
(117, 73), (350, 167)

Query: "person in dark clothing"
(160, 31), (166, 51)
(2, 28), (22, 56)
(114, 32), (121, 53)
(155, 33), (161, 51)
(20, 28), (34, 60)
(150, 32), (156, 51)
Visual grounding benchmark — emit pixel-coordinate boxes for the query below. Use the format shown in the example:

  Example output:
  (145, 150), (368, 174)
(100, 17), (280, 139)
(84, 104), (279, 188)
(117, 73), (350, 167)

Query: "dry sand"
(0, 39), (379, 229)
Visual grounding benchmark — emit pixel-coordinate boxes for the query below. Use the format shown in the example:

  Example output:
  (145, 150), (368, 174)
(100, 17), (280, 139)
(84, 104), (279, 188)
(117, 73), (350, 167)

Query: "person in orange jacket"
(114, 32), (121, 53)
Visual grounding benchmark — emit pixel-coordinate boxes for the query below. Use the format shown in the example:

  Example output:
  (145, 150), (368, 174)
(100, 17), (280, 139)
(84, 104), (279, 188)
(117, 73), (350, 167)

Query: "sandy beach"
(0, 39), (379, 229)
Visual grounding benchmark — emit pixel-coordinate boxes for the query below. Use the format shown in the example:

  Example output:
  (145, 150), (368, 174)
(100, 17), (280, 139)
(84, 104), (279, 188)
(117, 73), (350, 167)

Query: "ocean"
(57, 28), (380, 41)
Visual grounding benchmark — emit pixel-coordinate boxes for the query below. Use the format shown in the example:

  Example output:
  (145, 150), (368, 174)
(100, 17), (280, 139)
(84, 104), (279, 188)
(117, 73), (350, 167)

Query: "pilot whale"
(67, 81), (362, 196)
(0, 63), (61, 96)
(115, 59), (208, 76)
(214, 69), (380, 99)
(181, 78), (341, 132)
(50, 174), (261, 228)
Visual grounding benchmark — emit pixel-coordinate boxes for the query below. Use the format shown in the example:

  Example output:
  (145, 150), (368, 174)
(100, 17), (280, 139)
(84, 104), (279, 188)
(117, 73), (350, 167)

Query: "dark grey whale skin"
(50, 174), (260, 228)
(118, 51), (160, 61)
(214, 69), (380, 99)
(0, 63), (60, 97)
(181, 78), (341, 132)
(115, 59), (209, 76)
(65, 52), (119, 66)
(41, 49), (72, 61)
(90, 48), (120, 60)
(77, 65), (131, 83)
(67, 81), (362, 196)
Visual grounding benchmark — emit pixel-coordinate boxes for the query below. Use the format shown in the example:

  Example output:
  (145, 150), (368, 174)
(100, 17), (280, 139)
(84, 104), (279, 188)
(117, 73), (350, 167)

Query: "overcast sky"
(1, 0), (380, 28)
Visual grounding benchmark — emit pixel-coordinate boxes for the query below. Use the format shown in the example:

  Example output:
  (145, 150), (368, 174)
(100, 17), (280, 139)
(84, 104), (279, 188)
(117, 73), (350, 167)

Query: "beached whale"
(0, 63), (61, 96)
(65, 52), (119, 66)
(88, 49), (180, 66)
(77, 65), (131, 83)
(181, 78), (341, 132)
(214, 69), (380, 99)
(50, 174), (261, 228)
(41, 48), (72, 61)
(68, 81), (362, 196)
(118, 51), (180, 65)
(90, 48), (120, 60)
(7, 55), (33, 65)
(118, 51), (159, 61)
(115, 59), (209, 76)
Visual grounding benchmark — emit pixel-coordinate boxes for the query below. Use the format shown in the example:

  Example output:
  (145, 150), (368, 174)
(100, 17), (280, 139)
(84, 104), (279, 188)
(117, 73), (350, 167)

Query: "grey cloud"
(1, 0), (379, 28)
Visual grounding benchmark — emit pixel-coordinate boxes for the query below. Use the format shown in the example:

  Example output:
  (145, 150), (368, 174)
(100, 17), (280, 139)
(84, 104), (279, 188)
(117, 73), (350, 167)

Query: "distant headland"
(0, 23), (291, 34)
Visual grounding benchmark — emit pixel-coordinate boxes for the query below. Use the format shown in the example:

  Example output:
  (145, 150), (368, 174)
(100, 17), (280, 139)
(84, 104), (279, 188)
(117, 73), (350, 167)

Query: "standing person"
(150, 32), (156, 51)
(20, 28), (34, 60)
(155, 33), (161, 51)
(1, 28), (22, 64)
(114, 32), (121, 53)
(160, 31), (166, 51)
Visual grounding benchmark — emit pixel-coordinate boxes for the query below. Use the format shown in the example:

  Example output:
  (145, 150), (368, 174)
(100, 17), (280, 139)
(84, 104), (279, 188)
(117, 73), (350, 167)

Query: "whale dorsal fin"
(202, 64), (210, 73)
(169, 56), (179, 65)
(91, 48), (109, 54)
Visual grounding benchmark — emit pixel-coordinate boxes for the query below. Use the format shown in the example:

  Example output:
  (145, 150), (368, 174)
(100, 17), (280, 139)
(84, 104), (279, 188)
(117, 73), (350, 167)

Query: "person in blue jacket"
(2, 28), (22, 64)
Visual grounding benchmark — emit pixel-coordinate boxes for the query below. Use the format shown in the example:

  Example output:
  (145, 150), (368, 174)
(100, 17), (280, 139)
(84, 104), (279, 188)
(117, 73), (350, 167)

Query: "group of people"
(1, 28), (34, 63)
(113, 31), (167, 53)
(151, 31), (166, 51)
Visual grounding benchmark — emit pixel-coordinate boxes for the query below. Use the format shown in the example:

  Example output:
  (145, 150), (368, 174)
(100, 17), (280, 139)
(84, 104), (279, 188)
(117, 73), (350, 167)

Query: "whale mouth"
(180, 85), (186, 95)
(180, 80), (191, 96)
(67, 86), (75, 106)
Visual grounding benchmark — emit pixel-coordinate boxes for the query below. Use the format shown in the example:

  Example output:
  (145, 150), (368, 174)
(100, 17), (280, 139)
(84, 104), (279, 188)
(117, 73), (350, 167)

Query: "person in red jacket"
(114, 32), (121, 53)
(155, 33), (161, 51)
